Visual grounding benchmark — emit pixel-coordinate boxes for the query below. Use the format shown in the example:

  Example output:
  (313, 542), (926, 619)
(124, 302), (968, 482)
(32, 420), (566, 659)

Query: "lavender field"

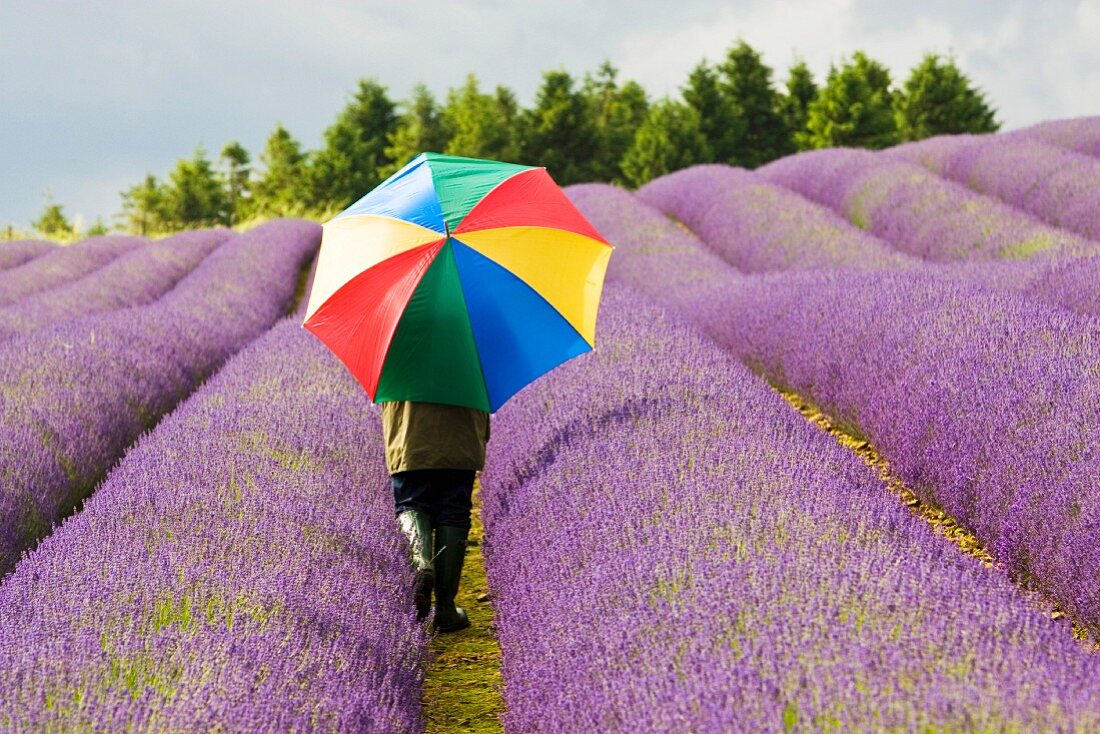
(2, 117), (1100, 732)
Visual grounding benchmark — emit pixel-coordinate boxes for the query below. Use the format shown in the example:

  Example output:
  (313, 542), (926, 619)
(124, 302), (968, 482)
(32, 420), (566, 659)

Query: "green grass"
(422, 482), (505, 733)
(997, 234), (1056, 260)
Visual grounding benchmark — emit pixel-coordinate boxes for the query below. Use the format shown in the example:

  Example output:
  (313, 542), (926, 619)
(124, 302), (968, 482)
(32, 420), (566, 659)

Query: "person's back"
(383, 400), (489, 632)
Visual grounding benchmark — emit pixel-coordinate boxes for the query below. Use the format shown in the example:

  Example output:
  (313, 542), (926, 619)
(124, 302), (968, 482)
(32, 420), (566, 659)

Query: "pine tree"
(683, 61), (740, 164)
(33, 199), (72, 238)
(582, 62), (650, 183)
(250, 124), (312, 217)
(86, 217), (110, 236)
(894, 53), (999, 141)
(778, 60), (818, 149)
(802, 51), (897, 150)
(308, 78), (398, 211)
(522, 69), (594, 184)
(382, 84), (450, 177)
(621, 100), (711, 187)
(120, 174), (168, 235)
(718, 41), (793, 166)
(492, 86), (524, 161)
(220, 141), (250, 225)
(441, 75), (522, 162)
(162, 146), (229, 228)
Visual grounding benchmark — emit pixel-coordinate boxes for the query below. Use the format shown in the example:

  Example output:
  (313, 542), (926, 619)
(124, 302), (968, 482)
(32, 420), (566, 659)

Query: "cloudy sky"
(2, 0), (1098, 230)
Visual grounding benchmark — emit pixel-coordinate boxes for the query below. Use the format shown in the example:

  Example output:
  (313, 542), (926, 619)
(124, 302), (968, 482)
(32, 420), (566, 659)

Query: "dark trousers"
(392, 469), (475, 529)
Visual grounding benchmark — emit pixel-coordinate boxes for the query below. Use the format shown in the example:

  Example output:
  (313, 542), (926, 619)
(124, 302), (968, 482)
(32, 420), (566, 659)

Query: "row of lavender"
(480, 283), (1100, 731)
(1012, 116), (1100, 159)
(890, 134), (1100, 242)
(576, 183), (1100, 637)
(0, 238), (54, 271)
(0, 219), (319, 575)
(0, 228), (230, 340)
(637, 163), (1100, 320)
(756, 146), (1098, 262)
(637, 164), (917, 272)
(0, 317), (427, 731)
(0, 235), (147, 307)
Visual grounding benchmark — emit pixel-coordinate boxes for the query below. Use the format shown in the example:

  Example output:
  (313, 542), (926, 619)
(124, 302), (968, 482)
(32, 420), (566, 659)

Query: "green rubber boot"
(432, 525), (471, 633)
(397, 509), (434, 621)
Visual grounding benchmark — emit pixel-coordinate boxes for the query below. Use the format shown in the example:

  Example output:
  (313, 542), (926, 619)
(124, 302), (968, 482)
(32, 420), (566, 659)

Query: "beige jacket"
(381, 401), (490, 474)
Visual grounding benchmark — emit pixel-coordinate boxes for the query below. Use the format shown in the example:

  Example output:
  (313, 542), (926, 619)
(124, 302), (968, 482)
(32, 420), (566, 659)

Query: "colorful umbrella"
(302, 153), (613, 412)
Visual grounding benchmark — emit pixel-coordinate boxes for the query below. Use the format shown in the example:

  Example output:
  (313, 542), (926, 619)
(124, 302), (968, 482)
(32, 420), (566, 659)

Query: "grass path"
(422, 482), (505, 733)
(295, 257), (506, 728)
(779, 389), (1097, 648)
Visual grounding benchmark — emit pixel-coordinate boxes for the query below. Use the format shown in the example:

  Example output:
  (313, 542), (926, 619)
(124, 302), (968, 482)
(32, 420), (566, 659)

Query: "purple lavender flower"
(757, 147), (1098, 261)
(0, 239), (55, 271)
(0, 235), (146, 307)
(891, 135), (1100, 243)
(569, 184), (1100, 637)
(0, 219), (320, 575)
(481, 282), (1100, 732)
(1010, 115), (1100, 158)
(0, 318), (428, 731)
(0, 228), (230, 340)
(637, 164), (916, 272)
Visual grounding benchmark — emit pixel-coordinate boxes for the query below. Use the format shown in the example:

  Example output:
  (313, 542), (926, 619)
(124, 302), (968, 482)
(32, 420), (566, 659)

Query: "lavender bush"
(0, 318), (428, 732)
(1023, 254), (1100, 317)
(891, 135), (1100, 242)
(481, 284), (1100, 732)
(0, 218), (320, 574)
(0, 239), (54, 271)
(602, 146), (1100, 326)
(0, 234), (146, 307)
(1011, 115), (1100, 158)
(567, 184), (737, 313)
(569, 184), (1100, 636)
(757, 147), (1097, 261)
(636, 164), (915, 272)
(0, 228), (230, 340)
(706, 270), (1100, 633)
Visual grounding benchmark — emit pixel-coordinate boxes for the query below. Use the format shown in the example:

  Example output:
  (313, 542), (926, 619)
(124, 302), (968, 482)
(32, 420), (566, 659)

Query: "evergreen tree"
(682, 61), (739, 165)
(161, 146), (229, 228)
(382, 83), (450, 177)
(249, 124), (312, 217)
(620, 99), (711, 187)
(442, 75), (522, 162)
(894, 53), (999, 140)
(582, 62), (650, 183)
(778, 60), (818, 149)
(120, 174), (169, 235)
(802, 51), (897, 150)
(308, 78), (397, 210)
(86, 217), (110, 236)
(33, 199), (72, 238)
(220, 140), (250, 225)
(522, 69), (594, 184)
(718, 41), (793, 166)
(491, 85), (524, 162)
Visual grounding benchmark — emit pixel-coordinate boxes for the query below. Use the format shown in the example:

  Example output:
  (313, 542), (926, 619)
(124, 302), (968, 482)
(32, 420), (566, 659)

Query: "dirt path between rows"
(779, 389), (1096, 650)
(422, 482), (505, 733)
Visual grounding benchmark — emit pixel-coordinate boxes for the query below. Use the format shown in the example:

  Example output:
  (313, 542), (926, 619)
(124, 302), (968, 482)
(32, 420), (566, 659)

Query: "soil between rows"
(778, 388), (1096, 650)
(422, 482), (505, 733)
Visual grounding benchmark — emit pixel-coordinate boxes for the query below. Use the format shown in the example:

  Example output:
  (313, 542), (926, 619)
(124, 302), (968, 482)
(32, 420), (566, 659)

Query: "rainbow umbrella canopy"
(303, 152), (614, 413)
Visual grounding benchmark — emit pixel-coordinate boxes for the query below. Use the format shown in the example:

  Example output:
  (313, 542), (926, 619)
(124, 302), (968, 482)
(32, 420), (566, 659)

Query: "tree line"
(32, 42), (999, 237)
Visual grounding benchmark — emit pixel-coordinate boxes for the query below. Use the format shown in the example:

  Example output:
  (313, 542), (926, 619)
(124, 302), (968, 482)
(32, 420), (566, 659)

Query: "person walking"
(384, 399), (490, 633)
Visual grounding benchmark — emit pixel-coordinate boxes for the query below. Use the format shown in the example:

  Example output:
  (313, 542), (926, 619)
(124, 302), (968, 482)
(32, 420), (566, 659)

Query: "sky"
(2, 0), (1098, 230)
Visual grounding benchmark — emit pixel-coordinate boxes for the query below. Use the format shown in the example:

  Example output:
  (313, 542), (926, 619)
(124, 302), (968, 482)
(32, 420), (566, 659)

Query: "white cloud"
(1052, 0), (1100, 113)
(614, 0), (859, 95)
(2, 0), (1099, 226)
